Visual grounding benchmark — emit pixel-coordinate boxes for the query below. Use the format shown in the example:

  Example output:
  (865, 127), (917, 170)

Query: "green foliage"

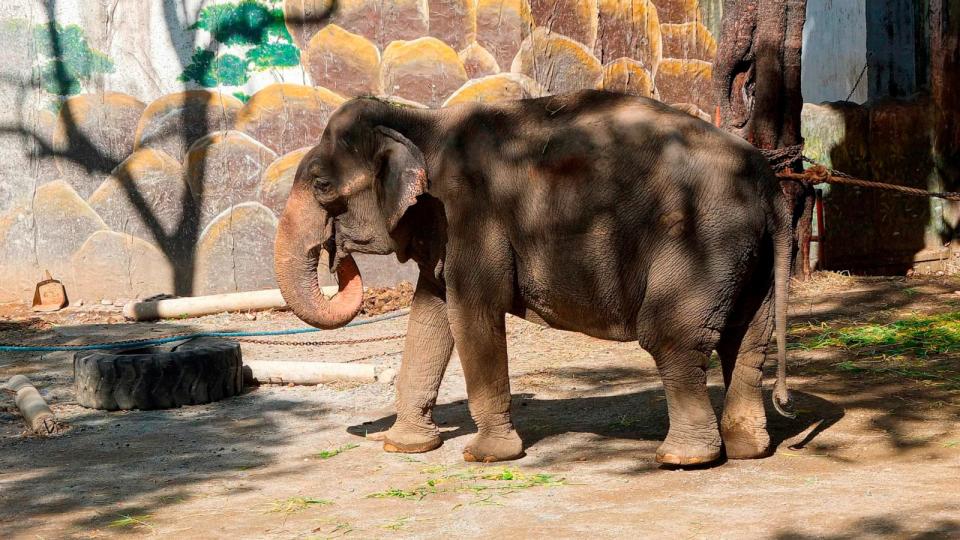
(181, 0), (300, 88)
(794, 311), (960, 389)
(366, 466), (566, 502)
(246, 42), (300, 68)
(190, 0), (291, 46)
(108, 514), (154, 531)
(315, 443), (359, 460)
(33, 22), (114, 98)
(798, 311), (960, 357)
(179, 49), (249, 87)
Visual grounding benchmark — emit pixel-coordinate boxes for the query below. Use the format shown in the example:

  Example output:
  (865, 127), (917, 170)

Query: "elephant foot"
(721, 420), (770, 460)
(462, 430), (524, 463)
(367, 417), (443, 454)
(655, 434), (722, 466)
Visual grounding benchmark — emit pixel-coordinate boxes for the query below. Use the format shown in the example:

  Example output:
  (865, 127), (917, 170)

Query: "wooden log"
(1, 375), (63, 435)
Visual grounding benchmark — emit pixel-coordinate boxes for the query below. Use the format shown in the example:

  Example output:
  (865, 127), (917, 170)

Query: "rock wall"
(0, 0), (718, 303)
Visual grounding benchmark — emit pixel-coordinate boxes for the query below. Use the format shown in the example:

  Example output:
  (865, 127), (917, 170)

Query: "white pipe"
(123, 287), (341, 321)
(242, 360), (378, 385)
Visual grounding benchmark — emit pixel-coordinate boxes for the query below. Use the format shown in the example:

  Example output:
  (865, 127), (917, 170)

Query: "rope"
(0, 309), (410, 352)
(758, 144), (960, 201)
(780, 162), (960, 202)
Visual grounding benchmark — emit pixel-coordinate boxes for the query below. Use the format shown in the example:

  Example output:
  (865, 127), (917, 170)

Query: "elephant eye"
(314, 177), (333, 193)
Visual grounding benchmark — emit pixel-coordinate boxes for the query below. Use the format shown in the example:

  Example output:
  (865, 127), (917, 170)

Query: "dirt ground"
(1, 274), (959, 539)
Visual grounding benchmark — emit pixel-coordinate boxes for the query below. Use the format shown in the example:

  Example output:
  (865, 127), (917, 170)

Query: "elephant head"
(274, 99), (432, 329)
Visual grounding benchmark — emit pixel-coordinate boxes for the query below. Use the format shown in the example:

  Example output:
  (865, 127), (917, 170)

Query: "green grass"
(795, 311), (960, 357)
(108, 514), (154, 531)
(266, 496), (332, 514)
(367, 467), (565, 502)
(790, 312), (960, 389)
(607, 414), (643, 432)
(381, 516), (412, 531)
(316, 443), (359, 460)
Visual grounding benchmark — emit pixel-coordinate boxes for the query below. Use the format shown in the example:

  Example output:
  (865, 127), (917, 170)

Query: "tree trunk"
(713, 0), (813, 279)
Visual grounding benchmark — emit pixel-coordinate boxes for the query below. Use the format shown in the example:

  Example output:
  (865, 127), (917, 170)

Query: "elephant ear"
(374, 126), (428, 232)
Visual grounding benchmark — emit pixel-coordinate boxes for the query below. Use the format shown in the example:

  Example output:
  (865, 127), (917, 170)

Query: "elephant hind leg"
(717, 291), (775, 460)
(648, 344), (723, 466)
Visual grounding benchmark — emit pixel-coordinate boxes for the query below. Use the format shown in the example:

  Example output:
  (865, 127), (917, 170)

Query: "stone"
(600, 58), (654, 97)
(0, 109), (59, 216)
(284, 0), (337, 49)
(53, 92), (147, 199)
(0, 202), (40, 302)
(185, 131), (278, 228)
(512, 28), (603, 95)
(235, 83), (346, 156)
(101, 299), (113, 305)
(529, 0), (598, 48)
(476, 0), (534, 70)
(459, 43), (501, 78)
(595, 0), (662, 77)
(261, 147), (312, 215)
(651, 0), (701, 23)
(443, 73), (542, 106)
(379, 38), (468, 107)
(35, 109), (61, 188)
(323, 0), (429, 49)
(303, 24), (381, 97)
(87, 148), (192, 254)
(429, 0), (477, 50)
(654, 58), (713, 113)
(133, 91), (244, 163)
(31, 180), (107, 295)
(70, 231), (175, 301)
(194, 202), (280, 295)
(660, 21), (716, 61)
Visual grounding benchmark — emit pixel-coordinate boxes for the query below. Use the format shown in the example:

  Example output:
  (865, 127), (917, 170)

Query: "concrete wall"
(0, 0), (719, 303)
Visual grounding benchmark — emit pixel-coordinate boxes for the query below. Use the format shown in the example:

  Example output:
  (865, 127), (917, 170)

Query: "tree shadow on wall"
(0, 0), (337, 297)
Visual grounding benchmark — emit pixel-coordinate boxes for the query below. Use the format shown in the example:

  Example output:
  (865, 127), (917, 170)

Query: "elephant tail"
(771, 189), (796, 419)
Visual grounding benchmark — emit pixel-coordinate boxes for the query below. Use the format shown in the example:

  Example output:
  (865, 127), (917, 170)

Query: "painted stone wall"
(0, 0), (718, 303)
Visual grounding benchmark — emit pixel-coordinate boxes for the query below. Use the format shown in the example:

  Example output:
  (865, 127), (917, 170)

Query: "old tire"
(74, 338), (243, 410)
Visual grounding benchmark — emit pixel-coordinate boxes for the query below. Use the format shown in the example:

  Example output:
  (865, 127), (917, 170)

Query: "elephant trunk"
(274, 183), (363, 329)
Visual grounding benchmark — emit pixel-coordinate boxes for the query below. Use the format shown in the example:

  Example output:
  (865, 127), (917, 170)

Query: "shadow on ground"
(0, 389), (326, 537)
(348, 387), (844, 470)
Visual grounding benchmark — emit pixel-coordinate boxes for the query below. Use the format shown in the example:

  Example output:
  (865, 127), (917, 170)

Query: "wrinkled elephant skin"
(274, 91), (795, 466)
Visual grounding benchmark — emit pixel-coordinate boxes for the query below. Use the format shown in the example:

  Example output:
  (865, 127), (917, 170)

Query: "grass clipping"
(797, 312), (960, 356)
(367, 466), (565, 503)
(793, 311), (960, 389)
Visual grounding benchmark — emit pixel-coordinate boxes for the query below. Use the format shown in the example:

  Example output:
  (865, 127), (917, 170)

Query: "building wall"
(0, 0), (719, 303)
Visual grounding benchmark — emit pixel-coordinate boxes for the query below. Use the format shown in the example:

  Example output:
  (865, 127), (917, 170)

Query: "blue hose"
(0, 309), (410, 353)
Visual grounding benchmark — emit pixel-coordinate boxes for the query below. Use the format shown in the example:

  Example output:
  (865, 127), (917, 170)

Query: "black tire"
(74, 338), (243, 411)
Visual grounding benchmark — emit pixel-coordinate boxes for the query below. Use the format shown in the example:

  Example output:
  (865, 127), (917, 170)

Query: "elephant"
(274, 90), (795, 466)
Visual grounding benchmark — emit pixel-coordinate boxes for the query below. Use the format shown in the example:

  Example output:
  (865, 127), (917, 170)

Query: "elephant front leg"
(652, 347), (723, 466)
(375, 276), (455, 453)
(447, 306), (523, 463)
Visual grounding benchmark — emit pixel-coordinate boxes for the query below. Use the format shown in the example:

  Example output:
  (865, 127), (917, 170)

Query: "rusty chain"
(236, 334), (406, 346)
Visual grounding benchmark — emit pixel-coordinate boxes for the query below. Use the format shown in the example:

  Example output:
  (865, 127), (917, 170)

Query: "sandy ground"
(1, 274), (959, 539)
